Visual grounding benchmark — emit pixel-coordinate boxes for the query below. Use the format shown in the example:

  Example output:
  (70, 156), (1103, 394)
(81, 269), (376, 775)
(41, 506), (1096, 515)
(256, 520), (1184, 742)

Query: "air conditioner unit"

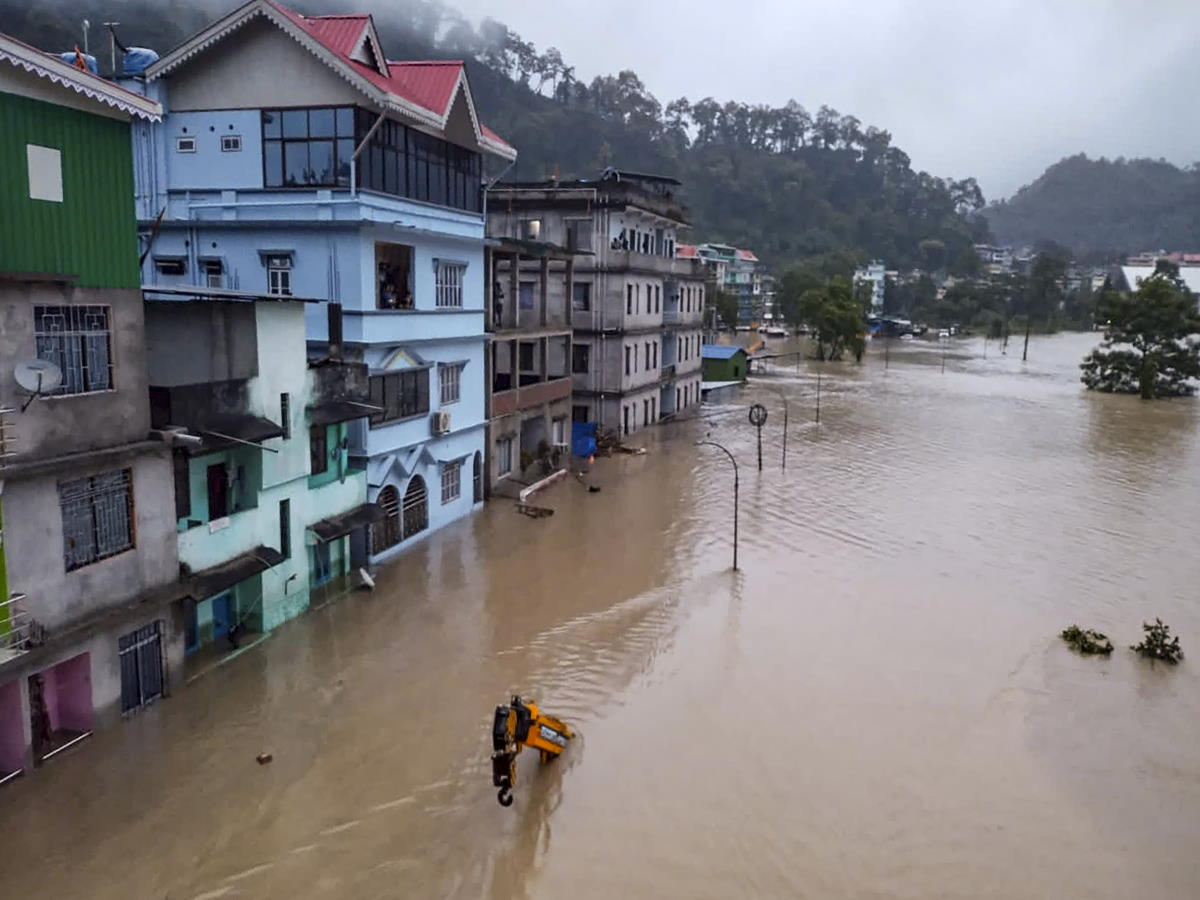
(431, 410), (451, 435)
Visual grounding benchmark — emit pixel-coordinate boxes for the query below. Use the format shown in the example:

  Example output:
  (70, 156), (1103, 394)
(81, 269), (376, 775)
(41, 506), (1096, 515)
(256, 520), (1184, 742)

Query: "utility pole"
(815, 371), (822, 425)
(697, 440), (739, 571)
(766, 386), (788, 470)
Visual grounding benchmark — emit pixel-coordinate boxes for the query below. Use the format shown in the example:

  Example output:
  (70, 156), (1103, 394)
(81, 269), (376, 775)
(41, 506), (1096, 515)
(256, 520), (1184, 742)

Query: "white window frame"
(220, 134), (242, 152)
(441, 460), (462, 504)
(497, 436), (514, 476)
(435, 260), (466, 309)
(176, 136), (196, 153)
(265, 253), (293, 296)
(439, 363), (463, 405)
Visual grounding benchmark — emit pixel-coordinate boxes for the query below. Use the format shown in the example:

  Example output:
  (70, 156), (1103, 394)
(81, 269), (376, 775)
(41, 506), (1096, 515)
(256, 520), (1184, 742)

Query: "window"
(552, 418), (566, 447)
(655, 285), (661, 313)
(353, 110), (481, 212)
(572, 281), (592, 311)
(402, 476), (428, 537)
(201, 258), (223, 288)
(573, 405), (589, 423)
(518, 342), (535, 371)
(369, 369), (431, 424)
(653, 342), (658, 368)
(279, 393), (291, 440)
(153, 257), (186, 276)
(521, 219), (542, 240)
(642, 399), (649, 426)
(262, 106), (354, 187)
(221, 134), (242, 153)
(497, 436), (514, 476)
(626, 284), (633, 315)
(636, 283), (641, 314)
(439, 363), (463, 405)
(279, 498), (291, 560)
(377, 242), (413, 309)
(644, 342), (650, 369)
(309, 424), (328, 475)
(59, 469), (133, 571)
(26, 144), (63, 202)
(34, 305), (112, 395)
(441, 460), (461, 504)
(565, 219), (593, 252)
(175, 136), (196, 153)
(624, 346), (631, 376)
(435, 260), (466, 308)
(265, 253), (292, 296)
(473, 452), (483, 503)
(572, 344), (590, 374)
(372, 485), (402, 553)
(622, 406), (630, 435)
(518, 281), (535, 310)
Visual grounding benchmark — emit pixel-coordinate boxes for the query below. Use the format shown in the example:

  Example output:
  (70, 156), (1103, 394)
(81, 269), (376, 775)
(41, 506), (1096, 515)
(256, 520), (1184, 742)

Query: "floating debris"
(1060, 625), (1113, 655)
(516, 503), (554, 519)
(256, 753), (274, 765)
(1131, 618), (1183, 664)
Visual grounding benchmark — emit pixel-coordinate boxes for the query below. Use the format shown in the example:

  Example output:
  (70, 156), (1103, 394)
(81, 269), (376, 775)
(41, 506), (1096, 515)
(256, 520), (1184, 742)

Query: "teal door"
(212, 593), (234, 642)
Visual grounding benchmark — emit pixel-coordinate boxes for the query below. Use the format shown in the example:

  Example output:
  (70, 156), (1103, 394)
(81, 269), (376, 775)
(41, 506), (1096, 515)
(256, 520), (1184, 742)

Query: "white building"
(854, 261), (886, 314)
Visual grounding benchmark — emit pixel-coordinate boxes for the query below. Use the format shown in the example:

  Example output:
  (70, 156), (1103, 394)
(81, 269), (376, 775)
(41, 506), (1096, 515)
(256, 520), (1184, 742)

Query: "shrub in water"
(1060, 625), (1114, 655)
(1131, 618), (1183, 664)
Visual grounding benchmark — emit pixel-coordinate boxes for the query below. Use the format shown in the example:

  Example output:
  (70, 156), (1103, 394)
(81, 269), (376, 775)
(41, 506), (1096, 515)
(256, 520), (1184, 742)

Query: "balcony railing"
(0, 593), (42, 663)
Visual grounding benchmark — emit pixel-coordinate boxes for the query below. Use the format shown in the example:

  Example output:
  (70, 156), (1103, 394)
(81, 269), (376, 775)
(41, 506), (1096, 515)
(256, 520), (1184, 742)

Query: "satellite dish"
(14, 359), (63, 411)
(15, 359), (63, 394)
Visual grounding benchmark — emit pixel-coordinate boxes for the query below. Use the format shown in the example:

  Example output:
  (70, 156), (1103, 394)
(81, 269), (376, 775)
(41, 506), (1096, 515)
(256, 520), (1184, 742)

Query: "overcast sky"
(445, 0), (1199, 202)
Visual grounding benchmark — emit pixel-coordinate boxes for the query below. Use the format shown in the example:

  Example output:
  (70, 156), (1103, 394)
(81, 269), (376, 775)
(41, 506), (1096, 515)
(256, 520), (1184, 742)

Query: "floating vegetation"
(1131, 619), (1183, 664)
(1060, 625), (1113, 655)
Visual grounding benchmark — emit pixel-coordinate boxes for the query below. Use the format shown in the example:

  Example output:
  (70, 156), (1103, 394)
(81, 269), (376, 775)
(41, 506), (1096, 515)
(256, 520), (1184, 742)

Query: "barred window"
(441, 460), (461, 504)
(435, 261), (466, 308)
(439, 363), (463, 405)
(368, 369), (430, 425)
(34, 305), (113, 395)
(59, 468), (134, 570)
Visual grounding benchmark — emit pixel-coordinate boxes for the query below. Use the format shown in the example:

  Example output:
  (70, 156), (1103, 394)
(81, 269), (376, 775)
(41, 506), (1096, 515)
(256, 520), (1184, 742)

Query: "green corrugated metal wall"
(0, 91), (140, 288)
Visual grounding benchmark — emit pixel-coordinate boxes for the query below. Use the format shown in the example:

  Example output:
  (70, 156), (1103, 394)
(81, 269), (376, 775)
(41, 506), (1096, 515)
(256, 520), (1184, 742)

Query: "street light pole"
(766, 385), (788, 471)
(697, 440), (739, 571)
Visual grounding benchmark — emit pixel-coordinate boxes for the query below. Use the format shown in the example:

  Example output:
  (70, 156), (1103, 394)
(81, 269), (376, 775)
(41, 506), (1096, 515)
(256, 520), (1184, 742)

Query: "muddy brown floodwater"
(3, 332), (1200, 899)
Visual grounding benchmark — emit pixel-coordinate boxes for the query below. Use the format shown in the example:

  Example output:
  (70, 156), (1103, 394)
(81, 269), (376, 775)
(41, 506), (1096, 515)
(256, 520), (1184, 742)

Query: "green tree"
(712, 290), (739, 329)
(799, 276), (866, 361)
(1080, 267), (1200, 399)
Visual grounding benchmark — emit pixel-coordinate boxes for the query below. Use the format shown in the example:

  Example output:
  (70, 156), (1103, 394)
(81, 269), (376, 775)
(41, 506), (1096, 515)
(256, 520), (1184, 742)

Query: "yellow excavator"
(491, 696), (574, 807)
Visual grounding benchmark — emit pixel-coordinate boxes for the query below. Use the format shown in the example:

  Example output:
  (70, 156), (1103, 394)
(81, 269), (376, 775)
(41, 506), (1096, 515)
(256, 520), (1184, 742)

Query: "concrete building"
(144, 292), (374, 655)
(123, 0), (515, 561)
(854, 260), (886, 315)
(0, 35), (183, 782)
(484, 238), (576, 496)
(694, 243), (766, 327)
(489, 170), (706, 437)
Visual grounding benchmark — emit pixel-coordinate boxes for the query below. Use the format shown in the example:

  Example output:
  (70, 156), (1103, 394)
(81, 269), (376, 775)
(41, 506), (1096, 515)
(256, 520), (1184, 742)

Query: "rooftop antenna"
(102, 21), (120, 75)
(14, 359), (63, 412)
(82, 19), (90, 54)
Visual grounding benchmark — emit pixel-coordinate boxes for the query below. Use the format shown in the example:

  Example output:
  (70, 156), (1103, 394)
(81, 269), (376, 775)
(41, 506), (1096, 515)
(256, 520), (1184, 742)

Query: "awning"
(187, 545), (285, 600)
(308, 503), (385, 542)
(308, 400), (374, 426)
(189, 415), (285, 454)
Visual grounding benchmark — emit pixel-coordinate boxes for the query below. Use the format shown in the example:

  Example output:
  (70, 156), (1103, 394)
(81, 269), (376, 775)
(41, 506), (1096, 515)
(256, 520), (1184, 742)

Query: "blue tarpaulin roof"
(702, 344), (746, 360)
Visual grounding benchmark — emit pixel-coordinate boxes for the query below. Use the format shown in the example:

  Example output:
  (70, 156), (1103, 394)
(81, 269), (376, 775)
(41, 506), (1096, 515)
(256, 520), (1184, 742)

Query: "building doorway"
(29, 653), (93, 765)
(119, 622), (164, 715)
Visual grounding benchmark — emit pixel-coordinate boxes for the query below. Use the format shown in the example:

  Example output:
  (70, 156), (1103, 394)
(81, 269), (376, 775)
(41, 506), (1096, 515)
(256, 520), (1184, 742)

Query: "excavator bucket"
(489, 696), (573, 807)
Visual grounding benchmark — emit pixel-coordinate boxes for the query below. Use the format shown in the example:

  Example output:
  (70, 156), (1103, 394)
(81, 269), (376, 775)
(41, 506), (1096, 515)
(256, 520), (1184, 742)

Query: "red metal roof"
(735, 249), (759, 261)
(265, 2), (511, 150)
(676, 244), (699, 259)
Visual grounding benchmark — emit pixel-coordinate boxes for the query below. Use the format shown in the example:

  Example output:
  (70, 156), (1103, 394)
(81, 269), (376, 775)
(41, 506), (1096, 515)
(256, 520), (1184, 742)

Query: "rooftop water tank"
(122, 47), (159, 76)
(59, 51), (98, 74)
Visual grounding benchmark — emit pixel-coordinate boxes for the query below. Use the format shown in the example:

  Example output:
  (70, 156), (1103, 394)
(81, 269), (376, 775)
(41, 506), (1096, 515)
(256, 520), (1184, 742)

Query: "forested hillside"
(4, 0), (989, 272)
(988, 154), (1200, 258)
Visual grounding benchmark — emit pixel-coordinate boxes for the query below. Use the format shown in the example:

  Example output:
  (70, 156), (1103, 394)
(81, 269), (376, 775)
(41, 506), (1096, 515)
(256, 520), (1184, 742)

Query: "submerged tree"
(798, 276), (867, 362)
(1080, 262), (1200, 398)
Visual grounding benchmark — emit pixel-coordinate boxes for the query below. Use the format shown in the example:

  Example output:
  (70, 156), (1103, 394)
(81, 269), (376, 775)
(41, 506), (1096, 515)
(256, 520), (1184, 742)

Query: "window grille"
(435, 261), (466, 308)
(60, 468), (133, 570)
(35, 306), (112, 395)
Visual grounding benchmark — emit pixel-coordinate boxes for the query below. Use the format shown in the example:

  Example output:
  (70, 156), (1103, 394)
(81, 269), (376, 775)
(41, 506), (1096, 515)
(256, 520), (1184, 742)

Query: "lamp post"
(764, 385), (788, 470)
(697, 440), (739, 571)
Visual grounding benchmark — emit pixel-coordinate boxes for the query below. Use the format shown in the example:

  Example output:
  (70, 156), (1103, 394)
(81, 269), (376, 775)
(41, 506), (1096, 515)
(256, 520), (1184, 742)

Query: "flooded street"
(3, 331), (1199, 899)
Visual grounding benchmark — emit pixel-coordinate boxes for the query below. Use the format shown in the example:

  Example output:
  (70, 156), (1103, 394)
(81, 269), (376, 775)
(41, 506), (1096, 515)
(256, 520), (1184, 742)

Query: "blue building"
(124, 0), (516, 561)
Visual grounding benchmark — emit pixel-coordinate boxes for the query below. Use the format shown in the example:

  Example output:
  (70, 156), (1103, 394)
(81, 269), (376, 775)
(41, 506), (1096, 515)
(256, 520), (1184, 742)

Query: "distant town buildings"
(489, 170), (706, 437)
(854, 260), (886, 315)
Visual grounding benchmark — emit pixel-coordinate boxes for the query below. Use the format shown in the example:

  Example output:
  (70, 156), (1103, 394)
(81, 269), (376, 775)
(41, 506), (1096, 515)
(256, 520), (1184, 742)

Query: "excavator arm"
(491, 696), (574, 807)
